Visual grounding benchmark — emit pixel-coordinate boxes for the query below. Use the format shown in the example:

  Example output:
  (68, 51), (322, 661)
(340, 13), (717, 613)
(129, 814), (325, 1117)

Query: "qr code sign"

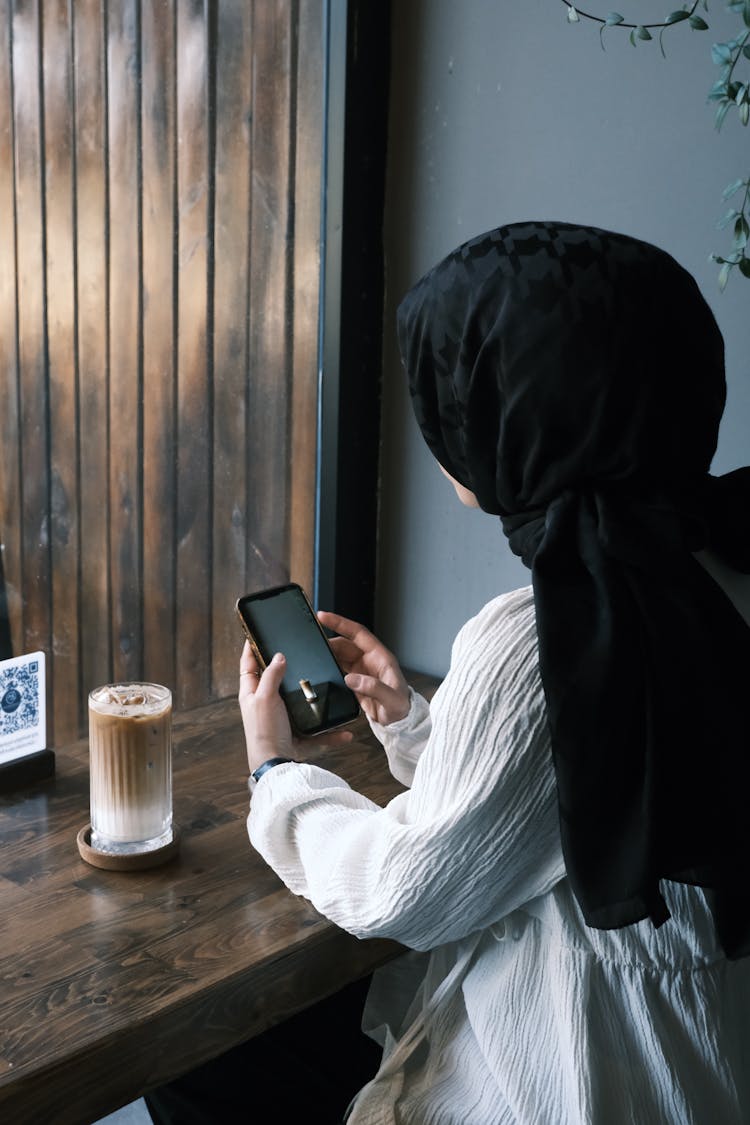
(0, 661), (40, 735)
(0, 652), (46, 761)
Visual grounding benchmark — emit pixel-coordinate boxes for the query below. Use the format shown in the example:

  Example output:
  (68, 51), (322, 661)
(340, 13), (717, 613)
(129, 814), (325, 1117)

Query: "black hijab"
(397, 221), (750, 958)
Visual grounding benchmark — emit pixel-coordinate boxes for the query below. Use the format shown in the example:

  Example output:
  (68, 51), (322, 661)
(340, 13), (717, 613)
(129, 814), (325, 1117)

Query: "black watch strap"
(250, 756), (293, 785)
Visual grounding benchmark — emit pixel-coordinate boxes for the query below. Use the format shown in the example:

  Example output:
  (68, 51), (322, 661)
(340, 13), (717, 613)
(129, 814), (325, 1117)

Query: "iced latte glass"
(88, 683), (173, 855)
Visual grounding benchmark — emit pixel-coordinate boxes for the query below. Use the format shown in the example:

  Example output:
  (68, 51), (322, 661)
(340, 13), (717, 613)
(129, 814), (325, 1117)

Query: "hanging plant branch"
(713, 177), (750, 287)
(560, 1), (750, 287)
(560, 1), (706, 52)
(708, 5), (750, 285)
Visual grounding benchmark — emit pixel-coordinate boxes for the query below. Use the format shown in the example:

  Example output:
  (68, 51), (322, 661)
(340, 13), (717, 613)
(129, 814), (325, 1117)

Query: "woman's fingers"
(319, 611), (400, 680)
(294, 728), (355, 750)
(238, 645), (285, 704)
(345, 671), (393, 703)
(345, 672), (410, 724)
(238, 640), (262, 699)
(256, 652), (286, 696)
(327, 635), (365, 667)
(317, 610), (382, 655)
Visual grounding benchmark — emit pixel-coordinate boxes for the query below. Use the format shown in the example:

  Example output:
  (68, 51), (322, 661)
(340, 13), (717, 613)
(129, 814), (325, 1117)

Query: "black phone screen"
(236, 584), (360, 736)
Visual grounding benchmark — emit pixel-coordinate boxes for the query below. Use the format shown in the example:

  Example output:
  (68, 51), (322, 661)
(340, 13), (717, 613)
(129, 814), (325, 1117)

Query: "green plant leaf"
(567, 5), (580, 22)
(711, 43), (734, 65)
(636, 24), (652, 40)
(629, 28), (637, 46)
(741, 100), (750, 123)
(689, 15), (709, 29)
(718, 261), (732, 290)
(715, 100), (732, 129)
(734, 217), (750, 248)
(739, 257), (750, 278)
(722, 178), (748, 200)
(744, 0), (750, 29)
(600, 12), (625, 51)
(665, 9), (690, 23)
(718, 208), (740, 229)
(744, 44), (750, 59)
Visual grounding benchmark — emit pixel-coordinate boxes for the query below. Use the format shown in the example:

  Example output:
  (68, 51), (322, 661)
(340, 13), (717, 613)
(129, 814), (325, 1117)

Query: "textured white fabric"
(247, 585), (750, 1124)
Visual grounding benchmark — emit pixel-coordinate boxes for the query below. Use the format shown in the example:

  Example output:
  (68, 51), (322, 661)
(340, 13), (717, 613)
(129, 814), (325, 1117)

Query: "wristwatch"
(248, 756), (293, 792)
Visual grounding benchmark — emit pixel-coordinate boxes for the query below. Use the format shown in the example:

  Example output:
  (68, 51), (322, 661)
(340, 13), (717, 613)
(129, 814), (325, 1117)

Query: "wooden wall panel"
(211, 0), (252, 698)
(0, 0), (323, 742)
(0, 5), (22, 655)
(13, 1), (50, 667)
(246, 0), (293, 594)
(74, 0), (111, 712)
(175, 0), (211, 710)
(290, 0), (323, 591)
(108, 0), (142, 685)
(44, 0), (80, 743)
(141, 0), (177, 692)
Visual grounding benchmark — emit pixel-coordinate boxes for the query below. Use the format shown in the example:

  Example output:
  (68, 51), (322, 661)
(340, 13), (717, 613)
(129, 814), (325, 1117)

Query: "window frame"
(315, 0), (390, 626)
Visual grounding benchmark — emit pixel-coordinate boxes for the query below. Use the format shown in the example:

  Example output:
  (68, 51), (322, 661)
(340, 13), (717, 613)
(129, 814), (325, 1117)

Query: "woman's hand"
(238, 641), (353, 774)
(318, 611), (410, 726)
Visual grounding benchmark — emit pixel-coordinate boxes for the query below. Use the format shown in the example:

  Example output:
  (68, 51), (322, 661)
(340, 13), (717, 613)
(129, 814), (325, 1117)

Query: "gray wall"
(376, 0), (750, 675)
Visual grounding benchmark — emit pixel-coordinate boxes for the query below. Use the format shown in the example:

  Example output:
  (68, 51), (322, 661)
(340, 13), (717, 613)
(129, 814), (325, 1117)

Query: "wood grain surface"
(0, 1), (323, 742)
(0, 671), (439, 1125)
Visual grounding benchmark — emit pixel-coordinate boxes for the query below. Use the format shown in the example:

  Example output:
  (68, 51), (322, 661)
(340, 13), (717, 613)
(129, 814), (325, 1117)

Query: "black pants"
(144, 975), (381, 1125)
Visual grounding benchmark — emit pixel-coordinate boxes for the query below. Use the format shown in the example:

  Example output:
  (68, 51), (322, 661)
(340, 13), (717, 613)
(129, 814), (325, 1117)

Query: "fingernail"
(273, 653), (285, 664)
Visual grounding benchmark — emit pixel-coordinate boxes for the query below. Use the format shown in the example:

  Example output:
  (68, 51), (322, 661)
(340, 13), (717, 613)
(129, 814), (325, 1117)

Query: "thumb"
(257, 652), (286, 696)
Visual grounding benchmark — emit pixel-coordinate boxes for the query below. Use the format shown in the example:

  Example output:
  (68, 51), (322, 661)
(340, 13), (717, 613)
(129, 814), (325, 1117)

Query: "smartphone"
(236, 583), (361, 737)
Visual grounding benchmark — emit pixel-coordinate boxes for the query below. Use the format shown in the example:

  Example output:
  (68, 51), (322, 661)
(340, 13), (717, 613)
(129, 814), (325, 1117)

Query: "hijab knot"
(502, 484), (708, 574)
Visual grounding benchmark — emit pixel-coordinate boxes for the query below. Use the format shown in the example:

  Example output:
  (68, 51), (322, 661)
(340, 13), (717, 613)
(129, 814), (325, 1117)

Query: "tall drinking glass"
(88, 683), (172, 855)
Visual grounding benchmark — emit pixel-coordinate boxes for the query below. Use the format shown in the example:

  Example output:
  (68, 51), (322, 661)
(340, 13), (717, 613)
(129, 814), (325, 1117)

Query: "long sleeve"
(368, 686), (432, 786)
(247, 586), (565, 951)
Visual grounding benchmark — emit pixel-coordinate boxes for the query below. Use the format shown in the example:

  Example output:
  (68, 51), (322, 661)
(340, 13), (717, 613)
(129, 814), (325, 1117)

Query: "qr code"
(0, 662), (40, 735)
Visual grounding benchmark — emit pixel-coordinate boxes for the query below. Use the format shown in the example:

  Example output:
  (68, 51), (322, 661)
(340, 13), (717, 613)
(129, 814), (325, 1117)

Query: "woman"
(242, 222), (750, 1123)
(155, 221), (750, 1124)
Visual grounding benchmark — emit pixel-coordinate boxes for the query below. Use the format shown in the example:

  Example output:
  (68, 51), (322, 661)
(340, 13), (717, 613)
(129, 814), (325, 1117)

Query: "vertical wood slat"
(289, 0), (323, 596)
(12, 1), (51, 669)
(44, 0), (79, 743)
(107, 0), (142, 684)
(0, 4), (22, 655)
(0, 0), (324, 740)
(175, 0), (210, 710)
(75, 0), (110, 705)
(211, 0), (252, 698)
(141, 0), (176, 692)
(246, 0), (294, 594)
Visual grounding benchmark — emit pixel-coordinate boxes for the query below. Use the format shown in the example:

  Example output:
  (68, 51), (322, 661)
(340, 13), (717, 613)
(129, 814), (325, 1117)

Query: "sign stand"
(0, 748), (56, 793)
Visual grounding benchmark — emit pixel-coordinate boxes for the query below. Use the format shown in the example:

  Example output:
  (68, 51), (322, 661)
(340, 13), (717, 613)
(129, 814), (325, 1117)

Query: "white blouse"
(248, 585), (750, 1124)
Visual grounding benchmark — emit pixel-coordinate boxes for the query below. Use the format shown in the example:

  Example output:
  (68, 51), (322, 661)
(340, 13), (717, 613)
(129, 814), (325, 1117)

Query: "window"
(0, 0), (387, 745)
(0, 0), (324, 741)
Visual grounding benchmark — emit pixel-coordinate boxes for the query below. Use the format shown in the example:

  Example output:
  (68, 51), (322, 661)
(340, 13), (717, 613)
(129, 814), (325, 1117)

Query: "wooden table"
(0, 683), (434, 1125)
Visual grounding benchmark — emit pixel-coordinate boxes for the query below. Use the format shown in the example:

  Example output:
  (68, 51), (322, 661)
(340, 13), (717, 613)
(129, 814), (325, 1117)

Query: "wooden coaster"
(77, 824), (180, 871)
